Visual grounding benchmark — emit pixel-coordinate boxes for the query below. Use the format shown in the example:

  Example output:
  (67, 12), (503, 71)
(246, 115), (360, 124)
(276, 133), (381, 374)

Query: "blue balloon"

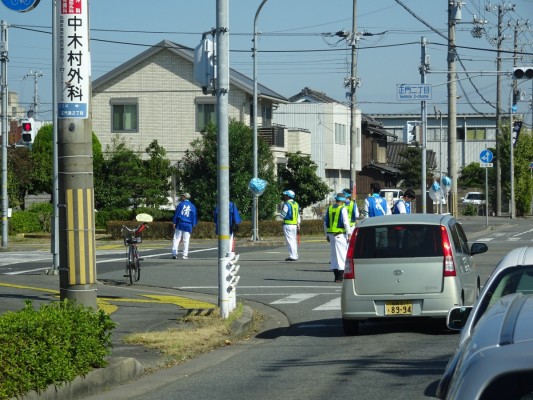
(249, 178), (268, 195)
(442, 176), (451, 187)
(432, 182), (441, 192)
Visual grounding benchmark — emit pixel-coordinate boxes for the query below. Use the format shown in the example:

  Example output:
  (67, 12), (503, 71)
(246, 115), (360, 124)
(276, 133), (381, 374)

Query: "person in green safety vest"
(324, 193), (351, 283)
(343, 188), (360, 233)
(280, 190), (300, 261)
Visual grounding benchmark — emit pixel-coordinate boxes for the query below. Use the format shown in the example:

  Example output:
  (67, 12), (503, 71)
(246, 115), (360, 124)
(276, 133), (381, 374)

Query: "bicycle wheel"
(127, 246), (135, 284)
(134, 257), (141, 282)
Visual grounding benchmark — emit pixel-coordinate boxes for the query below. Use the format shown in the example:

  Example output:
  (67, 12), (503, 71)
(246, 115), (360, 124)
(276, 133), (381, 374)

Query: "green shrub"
(106, 219), (325, 240)
(8, 211), (42, 235)
(461, 204), (478, 216)
(0, 300), (115, 399)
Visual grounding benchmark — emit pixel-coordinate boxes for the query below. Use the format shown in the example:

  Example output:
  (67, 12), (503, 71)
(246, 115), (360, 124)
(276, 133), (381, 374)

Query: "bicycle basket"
(123, 230), (142, 246)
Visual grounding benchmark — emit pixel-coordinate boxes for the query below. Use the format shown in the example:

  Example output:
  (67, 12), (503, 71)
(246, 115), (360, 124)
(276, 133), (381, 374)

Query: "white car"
(443, 293), (533, 400)
(461, 192), (486, 205)
(436, 246), (533, 399)
(341, 214), (488, 336)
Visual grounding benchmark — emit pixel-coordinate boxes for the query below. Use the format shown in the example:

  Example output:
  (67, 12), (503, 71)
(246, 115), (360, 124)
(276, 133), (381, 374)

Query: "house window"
(467, 127), (486, 140)
(250, 104), (273, 127)
(335, 123), (346, 145)
(111, 99), (138, 132)
(196, 102), (216, 132)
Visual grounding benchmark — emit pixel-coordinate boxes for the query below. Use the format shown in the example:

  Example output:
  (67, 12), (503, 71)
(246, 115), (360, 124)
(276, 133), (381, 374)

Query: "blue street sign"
(1, 0), (40, 12)
(480, 149), (493, 163)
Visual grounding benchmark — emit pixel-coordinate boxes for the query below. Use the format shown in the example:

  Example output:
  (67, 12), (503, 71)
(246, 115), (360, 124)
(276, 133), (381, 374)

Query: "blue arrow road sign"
(480, 149), (493, 163)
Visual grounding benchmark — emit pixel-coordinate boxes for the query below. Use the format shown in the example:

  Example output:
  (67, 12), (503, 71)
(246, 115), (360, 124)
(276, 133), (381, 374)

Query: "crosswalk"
(237, 290), (342, 311)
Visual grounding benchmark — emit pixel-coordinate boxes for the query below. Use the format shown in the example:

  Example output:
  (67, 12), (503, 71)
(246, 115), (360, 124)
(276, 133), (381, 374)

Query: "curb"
(11, 306), (254, 400)
(13, 358), (144, 400)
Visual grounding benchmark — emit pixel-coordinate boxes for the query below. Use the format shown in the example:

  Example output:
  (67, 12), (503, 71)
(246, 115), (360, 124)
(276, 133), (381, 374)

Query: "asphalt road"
(2, 216), (532, 400)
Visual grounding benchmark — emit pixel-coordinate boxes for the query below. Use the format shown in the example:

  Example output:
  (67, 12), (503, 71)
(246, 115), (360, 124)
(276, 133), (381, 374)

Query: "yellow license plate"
(385, 301), (413, 315)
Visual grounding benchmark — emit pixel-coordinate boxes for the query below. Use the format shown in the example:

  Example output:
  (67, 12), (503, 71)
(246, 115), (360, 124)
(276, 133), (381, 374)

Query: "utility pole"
(56, 0), (97, 308)
(1, 20), (8, 247)
(349, 0), (358, 198)
(448, 1), (458, 217)
(22, 69), (43, 119)
(420, 37), (429, 213)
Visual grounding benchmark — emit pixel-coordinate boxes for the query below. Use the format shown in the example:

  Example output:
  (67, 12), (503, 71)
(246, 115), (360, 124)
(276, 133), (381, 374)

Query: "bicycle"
(121, 213), (153, 284)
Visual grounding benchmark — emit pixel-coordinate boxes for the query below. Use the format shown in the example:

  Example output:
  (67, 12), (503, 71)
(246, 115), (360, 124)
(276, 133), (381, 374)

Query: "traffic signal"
(513, 66), (533, 79)
(403, 121), (417, 145)
(21, 118), (35, 144)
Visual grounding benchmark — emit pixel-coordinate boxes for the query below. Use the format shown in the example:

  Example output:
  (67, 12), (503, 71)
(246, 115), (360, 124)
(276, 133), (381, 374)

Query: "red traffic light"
(22, 122), (33, 131)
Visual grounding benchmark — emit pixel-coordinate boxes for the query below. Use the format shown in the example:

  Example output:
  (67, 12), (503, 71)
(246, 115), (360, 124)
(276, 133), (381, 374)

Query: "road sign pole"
(485, 167), (488, 226)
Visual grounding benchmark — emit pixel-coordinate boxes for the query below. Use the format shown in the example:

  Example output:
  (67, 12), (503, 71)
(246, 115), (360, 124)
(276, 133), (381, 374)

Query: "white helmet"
(283, 190), (295, 199)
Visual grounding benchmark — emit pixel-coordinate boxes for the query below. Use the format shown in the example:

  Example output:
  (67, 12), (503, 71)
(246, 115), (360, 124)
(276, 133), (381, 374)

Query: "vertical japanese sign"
(57, 0), (90, 119)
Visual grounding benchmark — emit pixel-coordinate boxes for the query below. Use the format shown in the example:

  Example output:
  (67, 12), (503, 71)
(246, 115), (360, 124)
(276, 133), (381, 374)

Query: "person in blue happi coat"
(172, 193), (197, 260)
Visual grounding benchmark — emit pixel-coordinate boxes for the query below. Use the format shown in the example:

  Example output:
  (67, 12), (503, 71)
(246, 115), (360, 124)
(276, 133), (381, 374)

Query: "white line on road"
(313, 297), (341, 311)
(270, 293), (318, 304)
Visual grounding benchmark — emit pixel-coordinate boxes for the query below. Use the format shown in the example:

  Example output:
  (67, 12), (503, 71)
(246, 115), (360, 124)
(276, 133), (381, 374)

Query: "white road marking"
(270, 293), (318, 304)
(313, 297), (341, 311)
(476, 238), (493, 242)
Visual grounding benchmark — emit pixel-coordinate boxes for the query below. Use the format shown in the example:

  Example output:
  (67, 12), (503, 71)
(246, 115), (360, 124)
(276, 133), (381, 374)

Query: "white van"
(379, 188), (403, 210)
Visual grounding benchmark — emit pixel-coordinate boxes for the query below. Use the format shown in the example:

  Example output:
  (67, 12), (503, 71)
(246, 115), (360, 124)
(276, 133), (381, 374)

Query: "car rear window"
(352, 224), (443, 259)
(467, 193), (485, 200)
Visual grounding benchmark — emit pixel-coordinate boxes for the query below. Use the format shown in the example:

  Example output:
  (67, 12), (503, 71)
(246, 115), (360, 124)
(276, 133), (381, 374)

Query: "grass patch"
(123, 303), (256, 369)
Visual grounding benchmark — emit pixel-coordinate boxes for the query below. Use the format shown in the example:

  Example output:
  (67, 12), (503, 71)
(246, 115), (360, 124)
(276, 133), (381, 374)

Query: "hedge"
(0, 300), (115, 400)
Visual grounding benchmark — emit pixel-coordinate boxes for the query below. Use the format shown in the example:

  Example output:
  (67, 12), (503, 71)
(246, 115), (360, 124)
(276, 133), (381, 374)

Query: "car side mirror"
(447, 306), (472, 330)
(470, 242), (488, 256)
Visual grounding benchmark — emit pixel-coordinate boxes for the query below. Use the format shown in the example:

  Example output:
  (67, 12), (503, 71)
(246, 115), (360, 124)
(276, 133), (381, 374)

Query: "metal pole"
(349, 0), (358, 197)
(1, 20), (8, 247)
(251, 0), (267, 242)
(51, 0), (59, 274)
(216, 0), (231, 318)
(509, 90), (515, 219)
(421, 37), (427, 214)
(485, 166), (488, 226)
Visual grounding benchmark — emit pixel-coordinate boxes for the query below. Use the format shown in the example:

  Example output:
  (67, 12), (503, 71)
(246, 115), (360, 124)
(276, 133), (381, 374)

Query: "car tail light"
(440, 225), (456, 277)
(344, 228), (358, 279)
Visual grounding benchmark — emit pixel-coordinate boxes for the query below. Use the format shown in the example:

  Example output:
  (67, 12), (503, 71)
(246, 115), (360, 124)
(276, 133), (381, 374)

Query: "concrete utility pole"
(420, 37), (429, 213)
(447, 1), (458, 217)
(251, 0), (267, 242)
(495, 4), (504, 216)
(56, 0), (97, 308)
(349, 0), (358, 197)
(22, 69), (43, 118)
(1, 20), (8, 247)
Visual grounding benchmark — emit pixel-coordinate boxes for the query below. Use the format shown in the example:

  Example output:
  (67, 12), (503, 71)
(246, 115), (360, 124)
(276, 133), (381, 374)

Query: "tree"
(6, 146), (33, 209)
(142, 140), (173, 208)
(397, 146), (436, 188)
(458, 162), (485, 188)
(277, 151), (331, 209)
(176, 119), (279, 221)
(30, 124), (104, 197)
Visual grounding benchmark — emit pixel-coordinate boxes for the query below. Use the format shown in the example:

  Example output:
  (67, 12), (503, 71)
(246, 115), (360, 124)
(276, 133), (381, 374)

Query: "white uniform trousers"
(172, 229), (191, 257)
(283, 224), (298, 260)
(328, 232), (348, 270)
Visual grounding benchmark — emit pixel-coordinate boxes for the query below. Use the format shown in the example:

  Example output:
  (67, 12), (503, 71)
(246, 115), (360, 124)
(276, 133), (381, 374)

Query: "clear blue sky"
(3, 0), (533, 122)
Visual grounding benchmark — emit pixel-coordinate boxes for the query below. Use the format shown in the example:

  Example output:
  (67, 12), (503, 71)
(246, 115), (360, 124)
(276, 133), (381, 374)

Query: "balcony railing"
(258, 125), (284, 147)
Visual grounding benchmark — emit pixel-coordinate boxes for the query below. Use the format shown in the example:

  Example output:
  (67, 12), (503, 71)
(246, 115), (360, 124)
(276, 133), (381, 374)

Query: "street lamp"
(252, 0), (268, 242)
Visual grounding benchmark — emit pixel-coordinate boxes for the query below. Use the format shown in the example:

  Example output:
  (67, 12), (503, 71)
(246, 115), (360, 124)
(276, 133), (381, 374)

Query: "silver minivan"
(341, 214), (488, 335)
